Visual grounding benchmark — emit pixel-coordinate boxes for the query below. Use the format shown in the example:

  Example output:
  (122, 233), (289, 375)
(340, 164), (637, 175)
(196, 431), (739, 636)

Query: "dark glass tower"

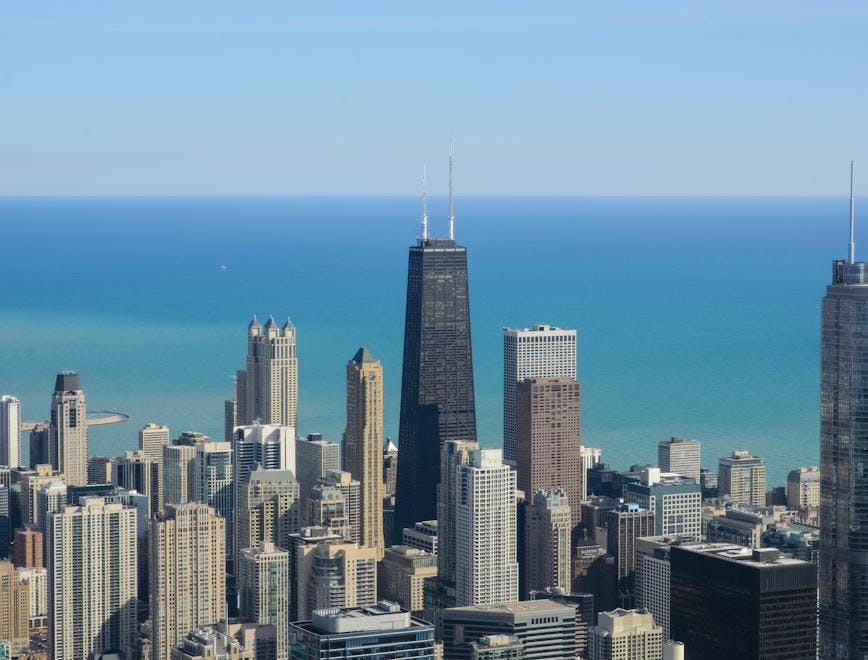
(394, 235), (477, 534)
(820, 162), (868, 658)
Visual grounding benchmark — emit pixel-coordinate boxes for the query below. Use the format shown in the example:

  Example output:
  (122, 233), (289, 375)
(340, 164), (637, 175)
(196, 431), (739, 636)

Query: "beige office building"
(19, 465), (64, 528)
(237, 542), (289, 660)
(49, 372), (88, 486)
(719, 450), (766, 507)
(516, 377), (583, 530)
(16, 566), (47, 633)
(343, 347), (385, 559)
(524, 489), (572, 596)
(787, 466), (820, 510)
(589, 608), (663, 660)
(140, 423), (170, 464)
(150, 503), (226, 660)
(48, 498), (138, 659)
(237, 468), (300, 556)
(0, 561), (29, 652)
(378, 545), (437, 616)
(236, 315), (298, 428)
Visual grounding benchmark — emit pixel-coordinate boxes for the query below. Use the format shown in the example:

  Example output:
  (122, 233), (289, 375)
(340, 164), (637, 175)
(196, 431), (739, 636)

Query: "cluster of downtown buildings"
(0, 179), (865, 660)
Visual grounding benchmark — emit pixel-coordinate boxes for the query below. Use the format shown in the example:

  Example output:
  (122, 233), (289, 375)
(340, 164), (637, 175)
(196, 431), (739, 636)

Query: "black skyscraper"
(394, 158), (477, 533)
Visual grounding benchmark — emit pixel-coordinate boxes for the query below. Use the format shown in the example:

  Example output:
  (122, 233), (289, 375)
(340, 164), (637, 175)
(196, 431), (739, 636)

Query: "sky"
(1, 1), (867, 196)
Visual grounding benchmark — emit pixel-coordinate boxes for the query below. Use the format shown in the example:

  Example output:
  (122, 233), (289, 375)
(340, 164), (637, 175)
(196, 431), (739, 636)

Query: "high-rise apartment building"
(580, 447), (602, 501)
(588, 609), (663, 660)
(224, 399), (237, 442)
(150, 503), (227, 660)
(503, 324), (577, 465)
(442, 599), (577, 660)
(236, 468), (299, 556)
(383, 438), (398, 497)
(289, 602), (435, 660)
(236, 315), (298, 428)
(286, 526), (342, 621)
(787, 466), (820, 510)
(516, 378), (582, 531)
(607, 505), (655, 609)
(344, 347), (385, 559)
(657, 438), (700, 483)
(403, 520), (438, 555)
(395, 184), (477, 533)
(623, 468), (701, 539)
(296, 433), (341, 515)
(19, 464), (64, 527)
(192, 440), (233, 563)
(16, 565), (47, 633)
(172, 628), (254, 660)
(27, 423), (49, 470)
(0, 561), (29, 652)
(524, 489), (572, 597)
(49, 372), (88, 486)
(671, 544), (816, 659)
(47, 497), (138, 659)
(0, 396), (20, 468)
(237, 542), (289, 660)
(36, 480), (67, 539)
(633, 535), (696, 640)
(718, 450), (766, 506)
(456, 448), (518, 607)
(294, 541), (378, 621)
(12, 524), (42, 569)
(163, 443), (197, 505)
(309, 470), (360, 543)
(377, 545), (437, 617)
(87, 455), (113, 484)
(139, 422), (170, 464)
(113, 449), (163, 515)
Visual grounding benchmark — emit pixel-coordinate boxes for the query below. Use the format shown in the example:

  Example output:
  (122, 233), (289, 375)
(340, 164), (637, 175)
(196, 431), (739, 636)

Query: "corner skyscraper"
(821, 161), (868, 658)
(236, 315), (297, 428)
(395, 151), (477, 533)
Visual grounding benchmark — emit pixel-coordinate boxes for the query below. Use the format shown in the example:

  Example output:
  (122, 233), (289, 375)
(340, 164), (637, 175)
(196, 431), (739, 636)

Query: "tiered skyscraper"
(49, 372), (88, 485)
(344, 347), (385, 559)
(236, 315), (297, 428)
(395, 153), (477, 533)
(503, 324), (577, 465)
(820, 161), (868, 658)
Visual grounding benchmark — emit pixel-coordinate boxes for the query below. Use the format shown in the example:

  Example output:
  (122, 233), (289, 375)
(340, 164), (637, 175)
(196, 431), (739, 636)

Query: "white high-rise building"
(657, 438), (700, 483)
(589, 608), (663, 660)
(47, 497), (138, 660)
(192, 441), (233, 561)
(503, 325), (577, 464)
(139, 423), (170, 465)
(49, 372), (88, 486)
(634, 535), (693, 640)
(236, 315), (298, 428)
(719, 449), (766, 507)
(455, 448), (518, 606)
(0, 396), (20, 467)
(581, 446), (602, 501)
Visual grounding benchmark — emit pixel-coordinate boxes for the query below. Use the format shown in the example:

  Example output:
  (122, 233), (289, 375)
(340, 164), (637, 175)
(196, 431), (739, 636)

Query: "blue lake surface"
(0, 196), (852, 486)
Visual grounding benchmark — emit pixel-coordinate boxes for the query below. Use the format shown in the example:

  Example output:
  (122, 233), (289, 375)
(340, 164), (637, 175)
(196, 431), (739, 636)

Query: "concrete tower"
(344, 347), (385, 559)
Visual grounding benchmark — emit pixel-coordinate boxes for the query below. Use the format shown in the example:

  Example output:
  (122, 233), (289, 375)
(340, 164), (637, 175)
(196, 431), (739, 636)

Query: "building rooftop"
(54, 371), (81, 392)
(297, 602), (429, 635)
(446, 599), (574, 616)
(674, 542), (807, 567)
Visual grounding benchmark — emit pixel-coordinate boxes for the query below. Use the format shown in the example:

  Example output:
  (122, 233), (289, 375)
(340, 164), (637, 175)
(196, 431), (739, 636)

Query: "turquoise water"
(0, 197), (849, 486)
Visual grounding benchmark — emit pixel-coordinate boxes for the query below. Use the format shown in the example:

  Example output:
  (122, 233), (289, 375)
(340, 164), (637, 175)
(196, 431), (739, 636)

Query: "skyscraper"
(295, 433), (341, 517)
(503, 324), (577, 465)
(623, 468), (701, 540)
(308, 470), (360, 543)
(344, 347), (385, 559)
(0, 561), (29, 653)
(821, 163), (868, 658)
(192, 440), (233, 564)
(516, 377), (583, 531)
(589, 609), (663, 660)
(236, 315), (298, 428)
(150, 503), (227, 660)
(657, 437), (700, 483)
(163, 443), (198, 506)
(47, 497), (138, 659)
(0, 396), (20, 468)
(237, 542), (289, 660)
(139, 422), (170, 464)
(524, 489), (572, 597)
(395, 156), (477, 533)
(718, 450), (766, 506)
(49, 372), (88, 486)
(606, 504), (654, 609)
(236, 467), (299, 556)
(113, 449), (162, 515)
(378, 545), (438, 617)
(456, 448), (518, 607)
(295, 541), (379, 620)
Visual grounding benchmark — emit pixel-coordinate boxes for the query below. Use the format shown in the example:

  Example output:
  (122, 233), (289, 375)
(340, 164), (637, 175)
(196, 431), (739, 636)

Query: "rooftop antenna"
(421, 163), (428, 241)
(448, 140), (455, 240)
(849, 160), (856, 264)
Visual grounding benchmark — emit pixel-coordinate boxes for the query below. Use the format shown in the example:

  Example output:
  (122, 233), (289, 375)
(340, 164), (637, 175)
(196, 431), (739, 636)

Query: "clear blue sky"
(2, 1), (866, 196)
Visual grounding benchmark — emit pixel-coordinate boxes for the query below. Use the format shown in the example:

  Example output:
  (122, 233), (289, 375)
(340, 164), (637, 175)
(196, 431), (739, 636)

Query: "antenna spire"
(849, 160), (856, 265)
(448, 140), (455, 240)
(421, 163), (428, 241)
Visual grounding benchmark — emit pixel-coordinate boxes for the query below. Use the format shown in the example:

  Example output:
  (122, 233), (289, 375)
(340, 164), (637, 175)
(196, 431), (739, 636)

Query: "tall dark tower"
(820, 161), (868, 658)
(394, 152), (477, 533)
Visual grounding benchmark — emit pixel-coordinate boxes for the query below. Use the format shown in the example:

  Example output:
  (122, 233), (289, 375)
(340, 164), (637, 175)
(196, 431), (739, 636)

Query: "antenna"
(448, 140), (455, 240)
(421, 163), (428, 241)
(849, 160), (856, 265)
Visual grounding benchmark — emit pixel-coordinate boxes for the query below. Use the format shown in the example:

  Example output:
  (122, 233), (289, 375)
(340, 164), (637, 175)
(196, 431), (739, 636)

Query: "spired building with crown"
(394, 152), (477, 534)
(236, 315), (298, 428)
(821, 162), (868, 658)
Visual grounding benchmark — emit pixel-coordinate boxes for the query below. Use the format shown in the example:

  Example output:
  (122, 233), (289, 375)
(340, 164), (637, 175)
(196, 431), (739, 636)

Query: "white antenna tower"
(448, 140), (455, 240)
(421, 163), (428, 241)
(849, 160), (856, 265)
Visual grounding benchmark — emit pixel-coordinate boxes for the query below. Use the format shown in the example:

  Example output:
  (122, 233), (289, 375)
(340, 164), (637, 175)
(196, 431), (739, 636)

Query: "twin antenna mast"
(420, 141), (456, 242)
